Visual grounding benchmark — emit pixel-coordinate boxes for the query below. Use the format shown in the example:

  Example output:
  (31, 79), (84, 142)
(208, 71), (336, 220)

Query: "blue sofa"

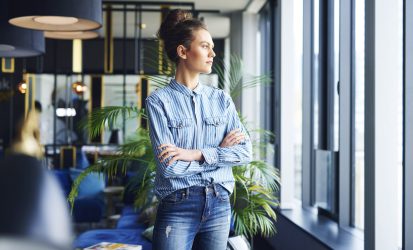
(73, 205), (152, 249)
(53, 169), (105, 224)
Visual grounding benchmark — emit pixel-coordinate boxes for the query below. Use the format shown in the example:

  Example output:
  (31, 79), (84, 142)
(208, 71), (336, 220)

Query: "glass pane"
(397, 1), (403, 248)
(34, 74), (56, 146)
(313, 0), (340, 214)
(354, 0), (365, 230)
(313, 0), (319, 150)
(315, 149), (337, 210)
(294, 0), (303, 200)
(333, 0), (340, 152)
(354, 4), (403, 247)
(103, 75), (142, 143)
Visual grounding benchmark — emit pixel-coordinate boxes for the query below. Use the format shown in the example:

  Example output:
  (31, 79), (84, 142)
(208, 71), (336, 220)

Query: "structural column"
(365, 0), (401, 249)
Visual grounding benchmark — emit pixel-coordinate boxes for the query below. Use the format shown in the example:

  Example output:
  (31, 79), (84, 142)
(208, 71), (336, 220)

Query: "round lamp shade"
(0, 20), (45, 58)
(8, 0), (102, 31)
(45, 30), (99, 40)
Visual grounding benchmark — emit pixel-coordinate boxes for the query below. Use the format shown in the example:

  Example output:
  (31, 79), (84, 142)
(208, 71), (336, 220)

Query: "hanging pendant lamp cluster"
(0, 0), (102, 58)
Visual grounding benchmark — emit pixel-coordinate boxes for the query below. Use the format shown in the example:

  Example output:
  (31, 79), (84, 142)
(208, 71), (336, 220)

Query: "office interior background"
(0, 0), (412, 249)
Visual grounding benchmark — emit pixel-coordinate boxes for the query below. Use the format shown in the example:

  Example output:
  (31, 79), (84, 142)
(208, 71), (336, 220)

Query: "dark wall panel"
(26, 38), (225, 75)
(0, 69), (26, 150)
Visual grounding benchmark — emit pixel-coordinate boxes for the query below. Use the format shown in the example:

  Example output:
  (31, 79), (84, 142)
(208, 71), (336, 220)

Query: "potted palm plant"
(69, 53), (280, 242)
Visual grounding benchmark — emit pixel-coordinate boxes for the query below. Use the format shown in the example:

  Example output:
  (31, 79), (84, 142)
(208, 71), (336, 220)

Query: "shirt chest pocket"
(203, 116), (227, 147)
(167, 118), (193, 146)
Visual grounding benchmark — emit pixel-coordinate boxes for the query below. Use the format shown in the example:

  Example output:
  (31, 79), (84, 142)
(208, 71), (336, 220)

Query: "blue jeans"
(153, 184), (231, 250)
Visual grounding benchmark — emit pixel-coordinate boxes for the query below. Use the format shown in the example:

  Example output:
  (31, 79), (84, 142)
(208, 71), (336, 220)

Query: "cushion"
(76, 149), (90, 169)
(72, 197), (105, 223)
(116, 215), (146, 230)
(52, 169), (72, 197)
(121, 205), (140, 216)
(69, 168), (105, 198)
(73, 229), (152, 249)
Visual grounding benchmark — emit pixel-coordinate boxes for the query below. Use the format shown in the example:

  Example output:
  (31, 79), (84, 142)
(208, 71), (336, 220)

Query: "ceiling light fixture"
(44, 31), (99, 40)
(33, 16), (79, 25)
(8, 0), (102, 31)
(17, 80), (27, 94)
(0, 21), (45, 58)
(0, 1), (45, 57)
(72, 81), (87, 95)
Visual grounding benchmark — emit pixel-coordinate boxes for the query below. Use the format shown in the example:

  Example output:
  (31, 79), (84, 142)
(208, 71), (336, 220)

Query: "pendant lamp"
(44, 31), (99, 40)
(8, 0), (102, 31)
(0, 2), (45, 58)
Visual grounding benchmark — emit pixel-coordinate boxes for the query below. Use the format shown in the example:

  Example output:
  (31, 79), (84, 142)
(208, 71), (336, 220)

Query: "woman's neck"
(175, 64), (199, 90)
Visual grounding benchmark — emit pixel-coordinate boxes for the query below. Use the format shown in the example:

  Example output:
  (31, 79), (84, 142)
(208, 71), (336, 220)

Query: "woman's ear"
(177, 45), (187, 60)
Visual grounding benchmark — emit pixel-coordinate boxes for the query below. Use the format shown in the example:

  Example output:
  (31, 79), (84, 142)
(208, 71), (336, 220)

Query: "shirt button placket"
(192, 95), (201, 149)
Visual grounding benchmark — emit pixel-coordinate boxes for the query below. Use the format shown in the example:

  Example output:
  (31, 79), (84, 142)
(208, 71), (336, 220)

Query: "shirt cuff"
(200, 148), (219, 165)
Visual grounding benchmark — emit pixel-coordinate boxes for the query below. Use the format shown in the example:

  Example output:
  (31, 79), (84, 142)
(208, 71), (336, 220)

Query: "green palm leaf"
(81, 106), (143, 139)
(147, 75), (171, 89)
(213, 54), (272, 99)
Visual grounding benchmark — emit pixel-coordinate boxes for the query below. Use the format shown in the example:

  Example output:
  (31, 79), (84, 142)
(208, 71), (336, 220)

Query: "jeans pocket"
(161, 190), (187, 205)
(218, 188), (230, 202)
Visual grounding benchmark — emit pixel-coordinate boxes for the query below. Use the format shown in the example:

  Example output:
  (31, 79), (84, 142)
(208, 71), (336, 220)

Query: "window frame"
(403, 0), (413, 248)
(309, 0), (340, 220)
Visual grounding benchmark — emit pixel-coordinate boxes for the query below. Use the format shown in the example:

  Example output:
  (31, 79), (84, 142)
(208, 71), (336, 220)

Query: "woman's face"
(181, 29), (216, 74)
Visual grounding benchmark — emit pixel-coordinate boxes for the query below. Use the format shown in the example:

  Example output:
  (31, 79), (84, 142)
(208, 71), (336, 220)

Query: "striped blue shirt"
(146, 79), (252, 199)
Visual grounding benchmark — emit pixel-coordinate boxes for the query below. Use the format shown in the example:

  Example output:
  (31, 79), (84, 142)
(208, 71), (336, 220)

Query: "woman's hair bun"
(158, 9), (193, 41)
(157, 9), (207, 63)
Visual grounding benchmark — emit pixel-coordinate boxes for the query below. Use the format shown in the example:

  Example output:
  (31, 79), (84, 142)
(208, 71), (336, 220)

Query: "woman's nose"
(210, 49), (216, 58)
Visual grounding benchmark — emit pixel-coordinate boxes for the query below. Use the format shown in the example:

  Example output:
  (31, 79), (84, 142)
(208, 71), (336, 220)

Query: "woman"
(146, 9), (252, 250)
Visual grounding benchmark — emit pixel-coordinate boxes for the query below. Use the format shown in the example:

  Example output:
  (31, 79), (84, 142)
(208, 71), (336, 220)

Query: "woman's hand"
(158, 144), (203, 166)
(220, 129), (245, 148)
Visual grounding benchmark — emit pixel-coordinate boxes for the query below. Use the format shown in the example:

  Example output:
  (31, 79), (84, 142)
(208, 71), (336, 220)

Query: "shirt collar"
(169, 78), (204, 96)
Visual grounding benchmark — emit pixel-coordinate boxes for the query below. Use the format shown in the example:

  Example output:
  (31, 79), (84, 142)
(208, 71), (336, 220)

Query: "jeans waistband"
(180, 183), (223, 196)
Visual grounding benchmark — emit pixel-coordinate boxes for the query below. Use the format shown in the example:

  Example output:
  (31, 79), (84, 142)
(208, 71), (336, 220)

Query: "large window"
(258, 2), (276, 166)
(312, 0), (340, 217)
(355, 1), (403, 248)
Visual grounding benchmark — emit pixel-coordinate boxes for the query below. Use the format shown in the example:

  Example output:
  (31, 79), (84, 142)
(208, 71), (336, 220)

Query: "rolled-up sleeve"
(200, 94), (252, 167)
(146, 97), (216, 178)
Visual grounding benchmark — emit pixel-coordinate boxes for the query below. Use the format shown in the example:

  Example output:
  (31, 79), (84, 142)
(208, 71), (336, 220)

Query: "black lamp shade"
(0, 20), (45, 58)
(8, 0), (102, 31)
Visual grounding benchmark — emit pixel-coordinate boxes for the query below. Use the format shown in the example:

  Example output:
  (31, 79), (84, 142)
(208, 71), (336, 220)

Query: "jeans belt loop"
(213, 183), (218, 197)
